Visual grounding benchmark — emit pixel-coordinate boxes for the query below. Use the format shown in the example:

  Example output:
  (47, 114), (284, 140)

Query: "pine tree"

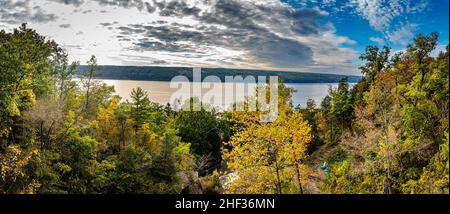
(130, 87), (151, 133)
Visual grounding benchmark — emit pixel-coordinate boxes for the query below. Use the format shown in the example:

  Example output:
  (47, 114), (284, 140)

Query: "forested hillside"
(75, 65), (362, 83)
(1, 24), (448, 194)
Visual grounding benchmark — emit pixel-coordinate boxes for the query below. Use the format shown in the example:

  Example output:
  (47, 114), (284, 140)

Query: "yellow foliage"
(0, 145), (41, 194)
(223, 105), (313, 194)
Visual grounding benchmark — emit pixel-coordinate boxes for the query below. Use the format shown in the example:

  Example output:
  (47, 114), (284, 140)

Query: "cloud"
(114, 54), (169, 65)
(370, 37), (385, 46)
(0, 0), (361, 74)
(347, 0), (427, 30)
(154, 0), (202, 17)
(0, 0), (58, 24)
(94, 0), (147, 10)
(346, 0), (427, 44)
(114, 0), (355, 69)
(104, 0), (358, 73)
(386, 23), (417, 46)
(281, 0), (429, 45)
(350, 0), (401, 31)
(430, 44), (448, 57)
(48, 0), (85, 7)
(59, 23), (71, 28)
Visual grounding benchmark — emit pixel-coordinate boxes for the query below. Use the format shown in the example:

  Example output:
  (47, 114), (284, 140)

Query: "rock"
(179, 171), (203, 194)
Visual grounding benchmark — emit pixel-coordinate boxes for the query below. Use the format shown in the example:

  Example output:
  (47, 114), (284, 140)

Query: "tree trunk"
(293, 151), (304, 194)
(275, 164), (282, 194)
(296, 163), (304, 194)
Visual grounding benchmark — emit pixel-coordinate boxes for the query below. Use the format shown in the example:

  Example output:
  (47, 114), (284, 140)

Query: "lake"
(95, 79), (350, 109)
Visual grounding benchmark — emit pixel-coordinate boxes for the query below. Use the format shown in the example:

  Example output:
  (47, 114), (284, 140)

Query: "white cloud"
(386, 23), (417, 46)
(370, 36), (385, 45)
(280, 0), (430, 46)
(347, 0), (428, 45)
(430, 44), (448, 57)
(350, 0), (402, 31)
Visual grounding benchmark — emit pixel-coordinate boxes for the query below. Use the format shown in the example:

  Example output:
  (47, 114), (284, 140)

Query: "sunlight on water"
(91, 79), (351, 108)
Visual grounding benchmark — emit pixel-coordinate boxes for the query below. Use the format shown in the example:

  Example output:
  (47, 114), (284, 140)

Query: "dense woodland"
(0, 24), (448, 194)
(75, 65), (362, 83)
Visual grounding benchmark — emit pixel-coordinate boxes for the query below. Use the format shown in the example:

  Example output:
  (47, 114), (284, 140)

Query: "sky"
(0, 0), (448, 75)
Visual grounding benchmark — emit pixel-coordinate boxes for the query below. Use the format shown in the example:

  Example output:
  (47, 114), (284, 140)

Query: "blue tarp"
(321, 162), (330, 176)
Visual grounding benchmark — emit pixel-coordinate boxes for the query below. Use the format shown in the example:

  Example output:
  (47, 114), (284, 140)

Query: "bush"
(327, 146), (347, 164)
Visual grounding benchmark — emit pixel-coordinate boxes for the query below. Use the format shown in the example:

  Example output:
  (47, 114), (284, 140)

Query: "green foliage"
(0, 145), (40, 193)
(172, 100), (224, 173)
(320, 33), (449, 194)
(402, 134), (449, 193)
(130, 87), (152, 132)
(0, 24), (198, 194)
(326, 147), (347, 164)
(359, 45), (391, 84)
(0, 24), (448, 195)
(316, 77), (354, 144)
(199, 171), (223, 194)
(0, 24), (58, 138)
(76, 65), (362, 83)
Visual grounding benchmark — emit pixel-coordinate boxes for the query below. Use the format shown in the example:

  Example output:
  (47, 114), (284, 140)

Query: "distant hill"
(76, 65), (362, 83)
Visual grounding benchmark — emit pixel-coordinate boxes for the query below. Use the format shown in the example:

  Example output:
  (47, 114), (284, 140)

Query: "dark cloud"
(156, 0), (202, 17)
(100, 22), (114, 27)
(0, 0), (57, 24)
(145, 2), (156, 13)
(51, 0), (148, 10)
(133, 39), (200, 53)
(115, 0), (322, 68)
(94, 0), (146, 10)
(59, 24), (71, 28)
(171, 22), (193, 28)
(153, 60), (168, 64)
(48, 0), (85, 7)
(118, 23), (313, 67)
(117, 35), (131, 41)
(62, 44), (82, 50)
(30, 0), (353, 70)
(99, 21), (118, 27)
(290, 9), (327, 35)
(49, 0), (328, 37)
(117, 26), (146, 34)
(116, 54), (169, 65)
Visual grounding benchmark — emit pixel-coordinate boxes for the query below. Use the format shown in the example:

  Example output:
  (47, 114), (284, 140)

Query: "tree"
(322, 33), (449, 194)
(78, 55), (115, 119)
(130, 87), (151, 133)
(1, 23), (449, 195)
(83, 55), (98, 110)
(0, 24), (58, 140)
(359, 45), (391, 84)
(353, 45), (391, 107)
(173, 99), (224, 172)
(223, 84), (313, 194)
(53, 51), (79, 103)
(407, 32), (438, 88)
(295, 99), (323, 152)
(0, 145), (40, 193)
(224, 111), (312, 194)
(317, 78), (354, 144)
(402, 133), (449, 194)
(0, 24), (201, 195)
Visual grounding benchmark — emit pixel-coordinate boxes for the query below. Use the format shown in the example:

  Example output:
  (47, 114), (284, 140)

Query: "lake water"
(95, 79), (347, 109)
